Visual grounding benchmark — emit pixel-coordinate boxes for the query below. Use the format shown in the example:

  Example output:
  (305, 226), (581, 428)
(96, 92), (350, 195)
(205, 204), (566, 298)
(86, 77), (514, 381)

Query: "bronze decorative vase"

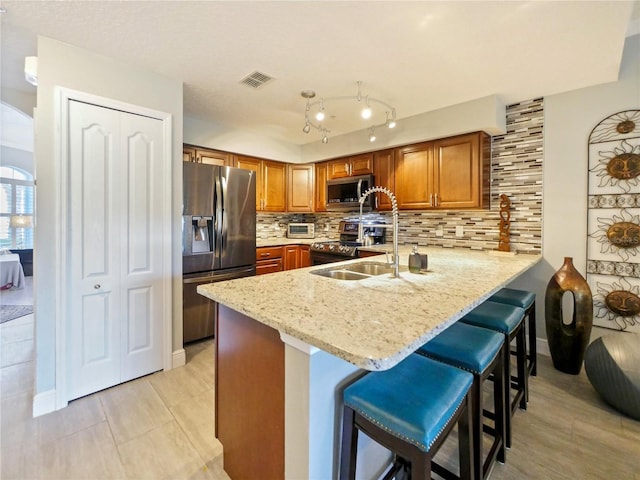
(545, 257), (593, 374)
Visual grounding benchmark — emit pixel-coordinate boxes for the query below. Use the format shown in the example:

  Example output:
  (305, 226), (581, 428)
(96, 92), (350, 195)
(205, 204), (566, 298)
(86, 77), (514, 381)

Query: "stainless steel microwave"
(326, 174), (375, 211)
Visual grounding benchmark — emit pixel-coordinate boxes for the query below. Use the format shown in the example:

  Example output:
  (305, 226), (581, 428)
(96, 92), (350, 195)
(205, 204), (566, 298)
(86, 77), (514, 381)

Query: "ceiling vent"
(240, 71), (274, 89)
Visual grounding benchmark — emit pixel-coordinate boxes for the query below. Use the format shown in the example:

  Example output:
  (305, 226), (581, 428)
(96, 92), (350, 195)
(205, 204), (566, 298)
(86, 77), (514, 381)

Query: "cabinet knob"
(94, 284), (101, 290)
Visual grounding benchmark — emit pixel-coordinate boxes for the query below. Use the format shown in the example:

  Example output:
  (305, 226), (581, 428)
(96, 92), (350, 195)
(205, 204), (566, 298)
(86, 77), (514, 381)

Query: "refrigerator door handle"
(220, 174), (228, 255)
(215, 173), (223, 261)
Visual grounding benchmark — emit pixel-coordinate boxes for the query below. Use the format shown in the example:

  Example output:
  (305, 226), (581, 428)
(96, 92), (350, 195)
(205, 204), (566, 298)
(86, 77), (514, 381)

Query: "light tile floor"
(1, 279), (639, 479)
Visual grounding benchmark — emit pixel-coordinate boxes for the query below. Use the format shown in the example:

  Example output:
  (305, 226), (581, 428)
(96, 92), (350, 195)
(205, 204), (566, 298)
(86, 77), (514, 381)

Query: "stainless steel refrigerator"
(182, 162), (256, 343)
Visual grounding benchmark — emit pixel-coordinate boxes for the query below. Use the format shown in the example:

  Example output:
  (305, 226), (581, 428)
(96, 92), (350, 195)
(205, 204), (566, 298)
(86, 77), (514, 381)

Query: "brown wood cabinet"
(236, 155), (287, 212)
(257, 245), (311, 274)
(215, 305), (284, 480)
(286, 164), (314, 213)
(433, 132), (490, 209)
(395, 141), (434, 210)
(283, 245), (312, 270)
(327, 153), (373, 179)
(183, 144), (234, 166)
(395, 132), (490, 210)
(314, 162), (328, 212)
(256, 246), (284, 275)
(373, 149), (395, 211)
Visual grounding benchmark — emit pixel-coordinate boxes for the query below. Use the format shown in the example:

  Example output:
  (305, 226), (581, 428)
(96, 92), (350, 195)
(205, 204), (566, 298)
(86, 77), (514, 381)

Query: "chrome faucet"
(357, 186), (400, 278)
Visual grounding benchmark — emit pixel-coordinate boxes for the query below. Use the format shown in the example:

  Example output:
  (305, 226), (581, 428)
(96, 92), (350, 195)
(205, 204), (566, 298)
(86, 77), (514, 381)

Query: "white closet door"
(119, 111), (164, 382)
(67, 100), (164, 400)
(68, 101), (121, 399)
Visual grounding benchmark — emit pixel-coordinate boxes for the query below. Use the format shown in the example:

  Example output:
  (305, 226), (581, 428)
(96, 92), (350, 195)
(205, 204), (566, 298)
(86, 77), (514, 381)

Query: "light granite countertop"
(198, 246), (540, 371)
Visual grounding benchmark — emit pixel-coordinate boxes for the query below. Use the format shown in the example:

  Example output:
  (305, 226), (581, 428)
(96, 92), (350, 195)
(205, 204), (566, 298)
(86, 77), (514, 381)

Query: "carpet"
(0, 305), (33, 324)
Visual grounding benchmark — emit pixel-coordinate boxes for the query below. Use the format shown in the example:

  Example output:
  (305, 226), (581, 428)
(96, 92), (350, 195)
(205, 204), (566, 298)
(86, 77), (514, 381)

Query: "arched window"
(0, 166), (34, 249)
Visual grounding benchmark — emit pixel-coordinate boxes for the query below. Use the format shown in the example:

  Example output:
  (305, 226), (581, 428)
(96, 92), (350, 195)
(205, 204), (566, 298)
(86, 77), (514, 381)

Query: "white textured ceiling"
(1, 1), (638, 145)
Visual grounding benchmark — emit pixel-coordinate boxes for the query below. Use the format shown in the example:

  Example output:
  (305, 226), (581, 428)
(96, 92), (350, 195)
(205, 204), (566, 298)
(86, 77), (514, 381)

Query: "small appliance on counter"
(287, 222), (315, 239)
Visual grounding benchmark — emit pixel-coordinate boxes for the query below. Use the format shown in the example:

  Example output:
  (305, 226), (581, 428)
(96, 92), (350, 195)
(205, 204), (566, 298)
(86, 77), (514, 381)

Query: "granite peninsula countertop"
(198, 246), (541, 371)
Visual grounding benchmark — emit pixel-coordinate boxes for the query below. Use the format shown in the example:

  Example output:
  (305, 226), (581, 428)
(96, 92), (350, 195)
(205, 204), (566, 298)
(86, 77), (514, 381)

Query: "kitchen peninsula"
(198, 246), (540, 479)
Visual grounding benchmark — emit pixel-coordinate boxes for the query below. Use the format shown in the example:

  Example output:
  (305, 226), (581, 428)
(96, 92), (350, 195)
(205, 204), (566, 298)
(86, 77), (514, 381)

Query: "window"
(0, 166), (34, 249)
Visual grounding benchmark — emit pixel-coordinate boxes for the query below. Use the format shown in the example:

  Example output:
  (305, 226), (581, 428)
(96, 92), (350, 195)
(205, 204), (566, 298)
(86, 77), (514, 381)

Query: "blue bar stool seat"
(460, 300), (527, 448)
(340, 353), (475, 480)
(417, 321), (506, 480)
(490, 287), (537, 377)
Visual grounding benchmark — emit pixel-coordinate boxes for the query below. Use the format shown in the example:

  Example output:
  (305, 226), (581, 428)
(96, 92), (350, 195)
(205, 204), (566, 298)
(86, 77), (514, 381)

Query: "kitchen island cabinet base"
(215, 305), (284, 479)
(215, 305), (391, 480)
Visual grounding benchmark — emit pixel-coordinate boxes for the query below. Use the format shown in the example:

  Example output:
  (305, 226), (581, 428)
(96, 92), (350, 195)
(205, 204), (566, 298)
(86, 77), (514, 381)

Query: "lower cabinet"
(256, 246), (284, 275)
(257, 245), (312, 275)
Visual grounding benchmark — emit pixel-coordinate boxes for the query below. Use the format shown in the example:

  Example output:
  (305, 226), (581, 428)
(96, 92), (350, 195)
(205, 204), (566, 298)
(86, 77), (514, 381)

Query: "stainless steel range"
(310, 221), (385, 265)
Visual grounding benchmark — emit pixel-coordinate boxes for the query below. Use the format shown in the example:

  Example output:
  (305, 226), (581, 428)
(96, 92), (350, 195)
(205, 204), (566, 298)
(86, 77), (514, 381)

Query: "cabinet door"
(183, 146), (196, 162)
(287, 164), (314, 212)
(314, 162), (328, 212)
(298, 245), (312, 268)
(434, 132), (485, 209)
(263, 161), (287, 212)
(196, 148), (232, 166)
(283, 245), (299, 270)
(373, 150), (394, 211)
(236, 156), (262, 210)
(395, 142), (434, 210)
(350, 153), (373, 176)
(327, 158), (351, 179)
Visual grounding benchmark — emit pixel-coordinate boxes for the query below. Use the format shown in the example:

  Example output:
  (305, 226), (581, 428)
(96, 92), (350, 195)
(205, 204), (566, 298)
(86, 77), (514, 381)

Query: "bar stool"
(460, 300), (527, 448)
(490, 287), (537, 377)
(340, 353), (475, 480)
(417, 321), (506, 480)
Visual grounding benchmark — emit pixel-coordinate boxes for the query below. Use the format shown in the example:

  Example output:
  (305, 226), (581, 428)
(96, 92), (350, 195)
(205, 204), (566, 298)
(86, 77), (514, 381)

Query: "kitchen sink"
(311, 262), (403, 281)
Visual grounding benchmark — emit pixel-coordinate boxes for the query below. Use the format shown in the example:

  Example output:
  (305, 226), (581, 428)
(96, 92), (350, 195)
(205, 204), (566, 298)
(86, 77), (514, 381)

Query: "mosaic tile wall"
(257, 98), (543, 253)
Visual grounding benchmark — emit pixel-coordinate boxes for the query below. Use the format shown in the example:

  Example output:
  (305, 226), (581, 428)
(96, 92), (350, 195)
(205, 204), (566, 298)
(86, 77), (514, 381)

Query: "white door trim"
(54, 87), (173, 410)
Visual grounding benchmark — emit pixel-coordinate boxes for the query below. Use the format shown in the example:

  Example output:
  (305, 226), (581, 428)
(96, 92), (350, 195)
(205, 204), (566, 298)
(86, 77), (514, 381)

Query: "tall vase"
(545, 257), (593, 374)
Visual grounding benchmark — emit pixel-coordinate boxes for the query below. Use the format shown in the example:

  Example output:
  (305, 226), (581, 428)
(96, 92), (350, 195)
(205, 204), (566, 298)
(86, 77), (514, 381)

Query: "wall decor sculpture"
(587, 110), (640, 334)
(498, 194), (511, 252)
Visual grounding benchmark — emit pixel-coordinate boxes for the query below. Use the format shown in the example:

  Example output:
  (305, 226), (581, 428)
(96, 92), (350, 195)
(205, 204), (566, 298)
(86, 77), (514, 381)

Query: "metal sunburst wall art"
(587, 110), (640, 333)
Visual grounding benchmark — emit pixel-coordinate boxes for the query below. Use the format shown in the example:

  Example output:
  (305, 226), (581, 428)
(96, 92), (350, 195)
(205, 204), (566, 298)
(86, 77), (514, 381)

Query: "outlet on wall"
(456, 226), (464, 237)
(435, 226), (444, 237)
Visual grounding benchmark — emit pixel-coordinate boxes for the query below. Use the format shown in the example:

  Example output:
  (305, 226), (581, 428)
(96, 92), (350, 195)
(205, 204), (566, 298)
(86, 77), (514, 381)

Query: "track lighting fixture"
(300, 81), (397, 144)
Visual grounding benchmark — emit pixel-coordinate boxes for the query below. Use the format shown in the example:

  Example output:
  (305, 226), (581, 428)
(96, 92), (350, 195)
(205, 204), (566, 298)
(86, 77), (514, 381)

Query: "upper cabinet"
(183, 144), (234, 166)
(236, 155), (287, 212)
(395, 132), (489, 210)
(314, 162), (328, 212)
(433, 132), (490, 209)
(372, 150), (395, 211)
(327, 153), (373, 179)
(287, 164), (314, 213)
(395, 141), (435, 210)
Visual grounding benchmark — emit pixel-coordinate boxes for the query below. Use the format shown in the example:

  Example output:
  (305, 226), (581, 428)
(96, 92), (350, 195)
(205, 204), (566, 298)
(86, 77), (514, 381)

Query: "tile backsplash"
(257, 98), (543, 254)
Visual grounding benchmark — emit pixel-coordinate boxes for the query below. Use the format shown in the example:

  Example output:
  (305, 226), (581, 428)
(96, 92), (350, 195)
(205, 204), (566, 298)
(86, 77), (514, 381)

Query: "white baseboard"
(536, 336), (550, 357)
(172, 348), (186, 368)
(32, 389), (57, 418)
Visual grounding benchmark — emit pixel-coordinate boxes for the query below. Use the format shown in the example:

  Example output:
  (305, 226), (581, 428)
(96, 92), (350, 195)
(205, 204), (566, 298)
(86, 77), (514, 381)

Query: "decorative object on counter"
(408, 245), (421, 273)
(408, 245), (428, 273)
(300, 81), (397, 144)
(545, 257), (593, 374)
(587, 109), (640, 334)
(584, 333), (640, 420)
(498, 194), (511, 252)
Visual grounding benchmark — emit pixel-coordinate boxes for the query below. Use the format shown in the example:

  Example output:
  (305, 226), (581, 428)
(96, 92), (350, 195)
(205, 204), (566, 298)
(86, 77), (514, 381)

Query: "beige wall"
(510, 34), (640, 345)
